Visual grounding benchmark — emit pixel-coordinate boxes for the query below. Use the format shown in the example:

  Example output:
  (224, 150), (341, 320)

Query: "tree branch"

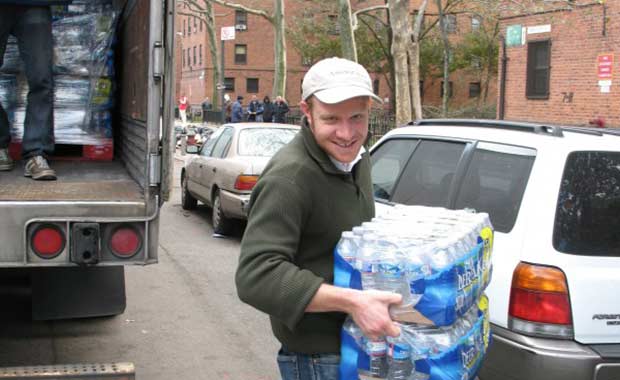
(206, 0), (273, 23)
(352, 4), (387, 30)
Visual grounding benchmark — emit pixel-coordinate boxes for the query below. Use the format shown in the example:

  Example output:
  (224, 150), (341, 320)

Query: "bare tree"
(436, 0), (450, 117)
(409, 0), (429, 120)
(208, 0), (287, 98)
(178, 1), (221, 109)
(338, 0), (357, 61)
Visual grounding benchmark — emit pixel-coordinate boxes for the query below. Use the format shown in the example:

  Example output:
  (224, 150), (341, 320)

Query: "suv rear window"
(553, 151), (620, 256)
(455, 143), (535, 233)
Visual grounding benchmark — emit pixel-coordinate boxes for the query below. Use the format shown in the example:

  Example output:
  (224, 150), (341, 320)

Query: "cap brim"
(313, 86), (383, 104)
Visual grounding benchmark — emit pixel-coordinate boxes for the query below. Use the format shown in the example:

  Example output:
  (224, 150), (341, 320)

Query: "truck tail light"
(109, 225), (142, 259)
(234, 175), (258, 191)
(31, 224), (65, 259)
(508, 262), (573, 339)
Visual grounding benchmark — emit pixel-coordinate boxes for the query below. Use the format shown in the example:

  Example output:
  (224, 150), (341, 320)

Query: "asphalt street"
(0, 155), (280, 380)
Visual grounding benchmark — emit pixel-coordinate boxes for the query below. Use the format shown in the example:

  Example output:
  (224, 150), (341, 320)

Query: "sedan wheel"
(212, 190), (233, 235)
(181, 173), (197, 210)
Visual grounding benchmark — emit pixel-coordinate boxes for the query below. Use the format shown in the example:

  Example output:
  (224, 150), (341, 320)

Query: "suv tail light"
(234, 175), (258, 191)
(31, 224), (65, 259)
(109, 225), (142, 259)
(508, 262), (573, 339)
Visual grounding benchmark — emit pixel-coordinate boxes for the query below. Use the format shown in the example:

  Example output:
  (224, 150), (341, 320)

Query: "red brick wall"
(499, 2), (620, 127)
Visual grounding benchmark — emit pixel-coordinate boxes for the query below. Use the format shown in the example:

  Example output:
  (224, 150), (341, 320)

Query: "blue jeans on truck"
(0, 5), (54, 159)
(277, 347), (340, 380)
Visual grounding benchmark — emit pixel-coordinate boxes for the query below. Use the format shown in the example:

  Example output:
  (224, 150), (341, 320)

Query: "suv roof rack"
(562, 126), (620, 137)
(412, 119), (564, 137)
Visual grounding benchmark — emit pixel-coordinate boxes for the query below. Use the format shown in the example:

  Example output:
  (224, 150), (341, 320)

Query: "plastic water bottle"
(357, 233), (380, 290)
(362, 337), (388, 379)
(336, 231), (359, 266)
(375, 236), (412, 304)
(387, 334), (413, 380)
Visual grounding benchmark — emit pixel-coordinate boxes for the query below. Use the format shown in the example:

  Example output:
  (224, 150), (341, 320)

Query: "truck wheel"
(212, 190), (233, 235)
(181, 173), (197, 210)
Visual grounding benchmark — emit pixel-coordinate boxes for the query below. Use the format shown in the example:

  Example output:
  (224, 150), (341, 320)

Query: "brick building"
(498, 1), (620, 127)
(175, 1), (496, 115)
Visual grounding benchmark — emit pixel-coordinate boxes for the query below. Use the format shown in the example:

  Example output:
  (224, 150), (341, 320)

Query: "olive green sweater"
(236, 124), (375, 354)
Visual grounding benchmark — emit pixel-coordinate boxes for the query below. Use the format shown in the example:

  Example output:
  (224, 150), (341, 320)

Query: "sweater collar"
(301, 117), (366, 175)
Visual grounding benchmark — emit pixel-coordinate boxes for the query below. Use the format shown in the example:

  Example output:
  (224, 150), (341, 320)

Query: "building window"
(444, 14), (457, 33)
(440, 81), (453, 98)
(235, 44), (247, 64)
(247, 78), (259, 93)
(471, 16), (481, 32)
(469, 82), (481, 98)
(224, 77), (235, 91)
(182, 19), (186, 37)
(199, 44), (203, 65)
(328, 15), (340, 35)
(182, 48), (185, 67)
(199, 18), (203, 32)
(373, 78), (380, 95)
(301, 55), (312, 66)
(187, 16), (191, 35)
(526, 40), (551, 99)
(235, 10), (247, 31)
(187, 49), (191, 68)
(193, 46), (196, 65)
(193, 16), (197, 33)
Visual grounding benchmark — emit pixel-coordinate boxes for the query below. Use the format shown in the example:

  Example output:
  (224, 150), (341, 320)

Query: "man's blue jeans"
(0, 5), (54, 159)
(277, 347), (340, 380)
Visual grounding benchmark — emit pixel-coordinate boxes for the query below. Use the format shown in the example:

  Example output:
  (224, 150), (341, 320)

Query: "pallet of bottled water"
(340, 296), (491, 380)
(334, 205), (494, 380)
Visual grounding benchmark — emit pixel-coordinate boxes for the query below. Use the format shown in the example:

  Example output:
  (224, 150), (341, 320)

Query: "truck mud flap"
(0, 363), (135, 379)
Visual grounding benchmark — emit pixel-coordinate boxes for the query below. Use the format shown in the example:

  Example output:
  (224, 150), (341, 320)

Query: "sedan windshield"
(238, 128), (298, 156)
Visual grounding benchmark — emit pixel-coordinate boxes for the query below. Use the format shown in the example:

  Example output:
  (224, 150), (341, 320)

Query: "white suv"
(369, 119), (620, 380)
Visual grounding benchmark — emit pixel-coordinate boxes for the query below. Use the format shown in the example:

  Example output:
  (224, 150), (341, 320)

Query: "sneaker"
(24, 156), (57, 180)
(0, 148), (13, 171)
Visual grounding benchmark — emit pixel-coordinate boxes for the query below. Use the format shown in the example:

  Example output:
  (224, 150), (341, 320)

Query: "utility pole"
(219, 26), (235, 124)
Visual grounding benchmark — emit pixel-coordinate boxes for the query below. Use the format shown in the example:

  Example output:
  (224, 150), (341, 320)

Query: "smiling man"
(236, 57), (402, 380)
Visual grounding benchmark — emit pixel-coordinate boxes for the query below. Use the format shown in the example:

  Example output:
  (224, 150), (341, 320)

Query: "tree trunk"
(272, 0), (287, 98)
(388, 0), (412, 126)
(409, 0), (428, 120)
(338, 0), (357, 61)
(204, 2), (221, 109)
(436, 0), (451, 117)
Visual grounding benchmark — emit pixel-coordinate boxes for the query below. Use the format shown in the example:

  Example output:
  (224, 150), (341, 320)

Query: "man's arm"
(306, 284), (402, 340)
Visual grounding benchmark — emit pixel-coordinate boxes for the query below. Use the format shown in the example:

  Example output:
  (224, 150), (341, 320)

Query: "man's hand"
(305, 285), (402, 340)
(349, 289), (402, 340)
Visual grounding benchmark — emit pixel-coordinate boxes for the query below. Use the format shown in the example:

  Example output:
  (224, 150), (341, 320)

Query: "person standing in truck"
(236, 57), (402, 380)
(0, 1), (73, 180)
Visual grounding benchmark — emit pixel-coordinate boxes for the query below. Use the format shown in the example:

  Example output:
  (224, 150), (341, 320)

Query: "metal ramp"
(0, 363), (135, 379)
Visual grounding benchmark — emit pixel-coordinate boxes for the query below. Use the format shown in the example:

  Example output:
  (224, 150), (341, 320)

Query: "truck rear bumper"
(479, 324), (620, 380)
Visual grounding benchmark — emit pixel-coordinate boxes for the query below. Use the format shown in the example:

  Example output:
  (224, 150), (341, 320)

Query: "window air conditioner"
(235, 24), (247, 31)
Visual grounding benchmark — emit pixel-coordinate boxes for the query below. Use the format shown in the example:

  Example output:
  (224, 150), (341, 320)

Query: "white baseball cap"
(301, 57), (383, 104)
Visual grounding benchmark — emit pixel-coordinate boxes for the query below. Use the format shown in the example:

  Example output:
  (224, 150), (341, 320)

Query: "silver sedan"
(181, 122), (300, 234)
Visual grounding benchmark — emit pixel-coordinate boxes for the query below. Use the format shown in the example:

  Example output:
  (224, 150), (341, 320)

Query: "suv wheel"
(181, 173), (197, 210)
(212, 190), (233, 235)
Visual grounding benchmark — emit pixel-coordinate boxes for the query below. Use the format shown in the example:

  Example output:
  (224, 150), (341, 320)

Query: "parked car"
(181, 122), (300, 234)
(369, 119), (620, 380)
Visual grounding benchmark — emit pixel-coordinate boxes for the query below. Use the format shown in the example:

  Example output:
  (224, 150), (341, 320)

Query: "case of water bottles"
(334, 205), (494, 380)
(0, 0), (118, 147)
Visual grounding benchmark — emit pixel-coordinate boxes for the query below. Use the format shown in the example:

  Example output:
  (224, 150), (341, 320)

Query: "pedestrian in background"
(247, 95), (261, 122)
(262, 96), (274, 123)
(236, 57), (400, 380)
(0, 2), (72, 180)
(224, 94), (232, 123)
(231, 95), (244, 123)
(273, 95), (289, 123)
(178, 94), (188, 125)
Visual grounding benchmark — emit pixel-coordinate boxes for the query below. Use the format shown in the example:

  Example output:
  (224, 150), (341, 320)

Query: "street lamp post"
(219, 26), (235, 124)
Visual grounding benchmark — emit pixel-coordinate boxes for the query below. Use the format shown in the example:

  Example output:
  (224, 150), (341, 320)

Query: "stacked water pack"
(334, 205), (494, 380)
(0, 0), (118, 147)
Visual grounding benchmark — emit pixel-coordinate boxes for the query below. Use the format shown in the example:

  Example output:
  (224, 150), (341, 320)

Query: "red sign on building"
(597, 53), (613, 79)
